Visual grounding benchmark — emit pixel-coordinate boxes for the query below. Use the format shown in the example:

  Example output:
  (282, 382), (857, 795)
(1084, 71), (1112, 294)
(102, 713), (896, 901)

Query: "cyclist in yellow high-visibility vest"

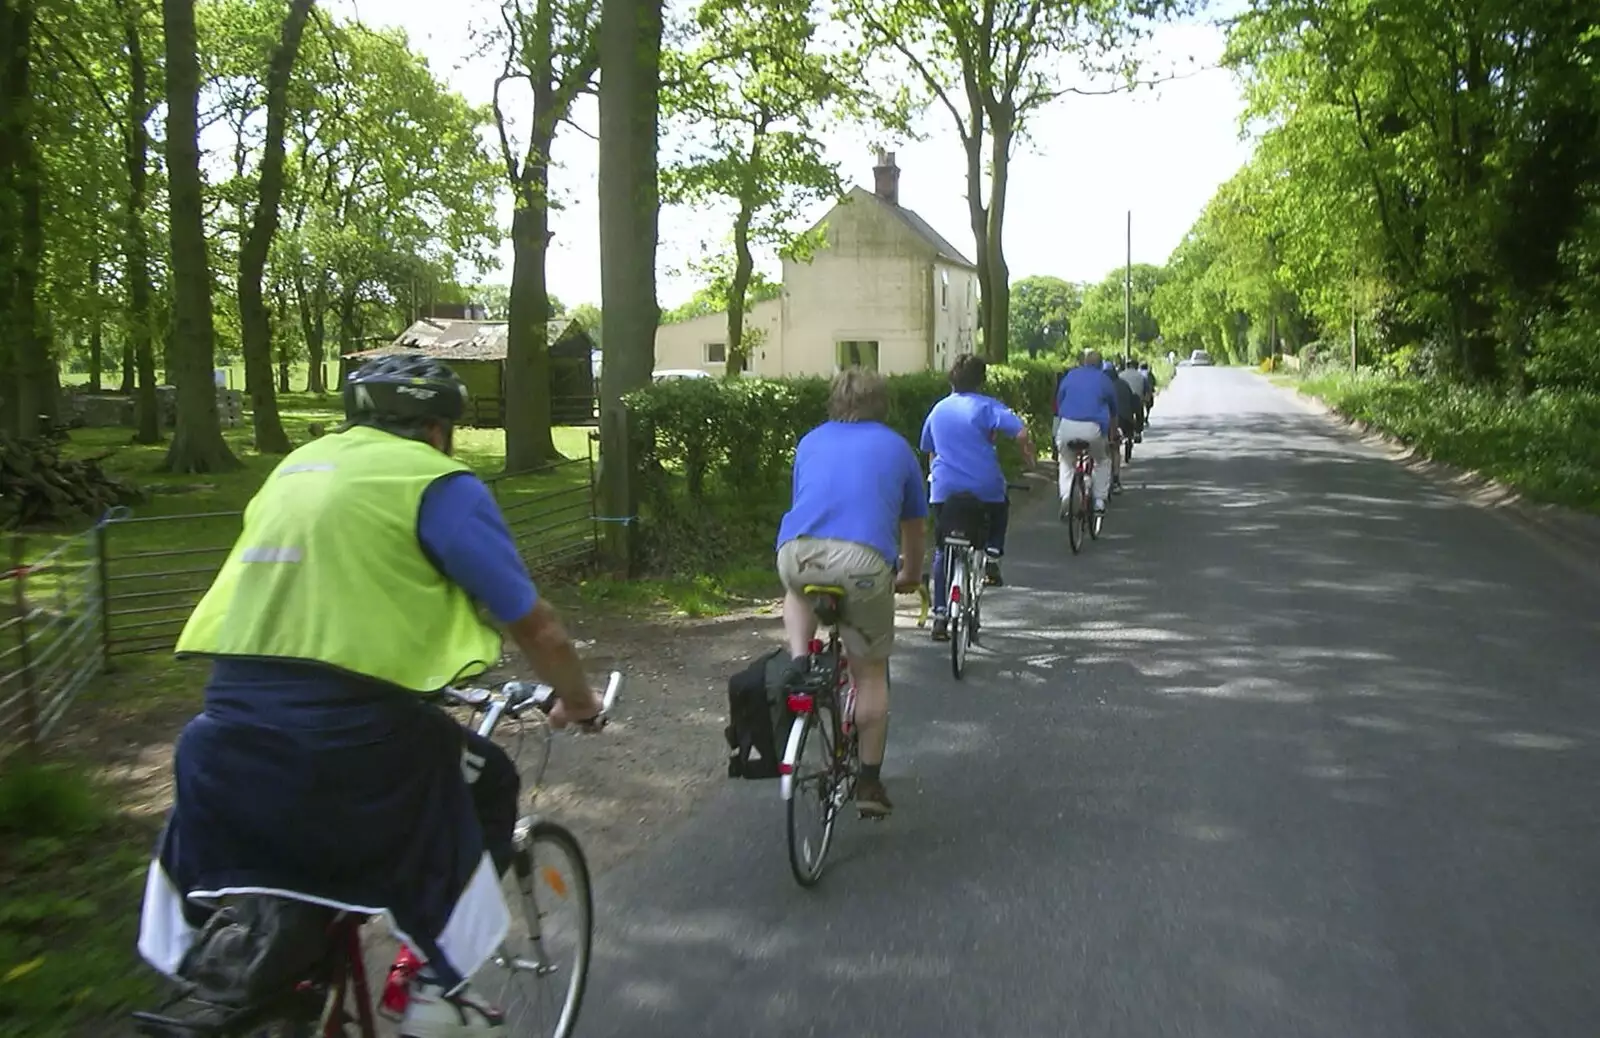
(137, 353), (604, 1037)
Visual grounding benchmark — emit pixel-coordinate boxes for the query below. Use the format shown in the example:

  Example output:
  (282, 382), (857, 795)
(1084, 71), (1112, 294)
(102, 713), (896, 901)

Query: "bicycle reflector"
(786, 693), (815, 714)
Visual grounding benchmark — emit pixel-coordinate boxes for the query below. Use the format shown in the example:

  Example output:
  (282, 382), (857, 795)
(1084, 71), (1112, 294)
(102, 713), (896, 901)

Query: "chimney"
(873, 149), (900, 206)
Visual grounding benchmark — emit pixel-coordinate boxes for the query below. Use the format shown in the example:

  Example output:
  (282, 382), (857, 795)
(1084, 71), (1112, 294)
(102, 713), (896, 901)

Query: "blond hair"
(828, 366), (889, 423)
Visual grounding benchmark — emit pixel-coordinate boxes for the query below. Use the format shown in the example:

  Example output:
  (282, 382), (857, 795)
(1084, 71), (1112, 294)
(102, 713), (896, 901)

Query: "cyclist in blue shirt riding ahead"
(776, 368), (927, 817)
(1054, 348), (1119, 517)
(919, 354), (1035, 642)
(138, 353), (605, 1037)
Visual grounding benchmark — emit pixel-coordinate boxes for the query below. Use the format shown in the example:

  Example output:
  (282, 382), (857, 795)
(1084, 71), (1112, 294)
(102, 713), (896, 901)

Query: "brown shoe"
(856, 777), (893, 818)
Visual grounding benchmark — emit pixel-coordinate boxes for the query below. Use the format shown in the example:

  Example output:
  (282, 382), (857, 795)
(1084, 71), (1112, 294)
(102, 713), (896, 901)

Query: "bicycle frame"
(779, 631), (854, 803)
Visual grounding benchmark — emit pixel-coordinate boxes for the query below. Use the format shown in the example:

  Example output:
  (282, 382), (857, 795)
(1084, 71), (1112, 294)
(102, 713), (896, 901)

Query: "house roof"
(846, 186), (977, 269)
(344, 317), (592, 362)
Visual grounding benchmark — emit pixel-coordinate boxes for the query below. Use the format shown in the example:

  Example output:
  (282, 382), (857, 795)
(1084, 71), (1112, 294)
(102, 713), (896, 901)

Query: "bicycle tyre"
(1090, 496), (1104, 540)
(786, 710), (838, 887)
(950, 555), (968, 679)
(489, 820), (593, 1038)
(1068, 473), (1086, 554)
(1124, 435), (1133, 463)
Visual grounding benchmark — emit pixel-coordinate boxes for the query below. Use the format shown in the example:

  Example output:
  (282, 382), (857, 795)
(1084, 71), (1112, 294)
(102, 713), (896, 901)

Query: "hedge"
(622, 359), (1063, 505)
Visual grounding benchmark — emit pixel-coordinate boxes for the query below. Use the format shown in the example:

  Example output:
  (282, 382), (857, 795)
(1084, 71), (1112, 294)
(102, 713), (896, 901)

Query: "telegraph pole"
(1123, 210), (1132, 364)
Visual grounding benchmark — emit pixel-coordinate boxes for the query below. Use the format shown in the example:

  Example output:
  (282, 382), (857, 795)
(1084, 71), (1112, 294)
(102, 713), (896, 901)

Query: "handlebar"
(444, 670), (624, 735)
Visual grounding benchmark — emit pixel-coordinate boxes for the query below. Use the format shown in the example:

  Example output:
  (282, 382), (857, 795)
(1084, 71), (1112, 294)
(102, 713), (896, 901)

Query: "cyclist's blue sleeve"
(990, 400), (1025, 438)
(900, 444), (930, 521)
(919, 413), (935, 454)
(417, 472), (539, 623)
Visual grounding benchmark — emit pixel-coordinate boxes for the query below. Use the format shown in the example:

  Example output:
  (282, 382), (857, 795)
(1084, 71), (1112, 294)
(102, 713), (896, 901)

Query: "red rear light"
(807, 638), (823, 654)
(787, 693), (814, 714)
(950, 586), (961, 604)
(779, 762), (794, 775)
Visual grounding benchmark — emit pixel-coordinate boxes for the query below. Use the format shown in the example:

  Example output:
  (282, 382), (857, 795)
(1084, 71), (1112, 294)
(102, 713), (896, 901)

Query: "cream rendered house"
(654, 152), (980, 377)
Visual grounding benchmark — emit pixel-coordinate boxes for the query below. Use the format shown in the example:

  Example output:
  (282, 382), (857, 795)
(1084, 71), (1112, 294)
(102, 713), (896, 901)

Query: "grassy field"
(62, 359), (338, 395)
(1297, 371), (1600, 512)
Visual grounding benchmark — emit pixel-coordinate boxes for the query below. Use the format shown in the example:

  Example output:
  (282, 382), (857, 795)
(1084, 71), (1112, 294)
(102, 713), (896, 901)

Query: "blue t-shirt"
(1055, 366), (1120, 436)
(919, 392), (1024, 504)
(208, 470), (537, 694)
(776, 421), (928, 565)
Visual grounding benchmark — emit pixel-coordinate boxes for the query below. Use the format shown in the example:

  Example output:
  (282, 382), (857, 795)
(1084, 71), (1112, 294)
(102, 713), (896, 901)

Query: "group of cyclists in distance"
(775, 347), (1156, 818)
(138, 345), (1156, 1035)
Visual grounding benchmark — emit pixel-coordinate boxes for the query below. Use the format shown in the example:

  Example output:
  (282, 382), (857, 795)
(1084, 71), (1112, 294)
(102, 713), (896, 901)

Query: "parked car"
(651, 368), (714, 382)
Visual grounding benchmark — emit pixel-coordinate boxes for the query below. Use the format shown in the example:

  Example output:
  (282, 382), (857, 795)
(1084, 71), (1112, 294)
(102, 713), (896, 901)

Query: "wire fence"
(2, 442), (601, 759)
(1, 530), (105, 764)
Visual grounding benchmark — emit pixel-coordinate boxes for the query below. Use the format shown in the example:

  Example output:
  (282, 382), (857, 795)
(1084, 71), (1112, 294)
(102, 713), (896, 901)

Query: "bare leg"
(852, 658), (890, 766)
(783, 589), (817, 659)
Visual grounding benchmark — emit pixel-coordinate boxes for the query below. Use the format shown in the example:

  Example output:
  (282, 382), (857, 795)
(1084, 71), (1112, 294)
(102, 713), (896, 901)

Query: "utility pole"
(1123, 210), (1132, 364)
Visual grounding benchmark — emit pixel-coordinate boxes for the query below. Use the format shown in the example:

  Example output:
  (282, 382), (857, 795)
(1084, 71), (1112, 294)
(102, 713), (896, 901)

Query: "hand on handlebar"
(894, 565), (923, 594)
(548, 689), (607, 732)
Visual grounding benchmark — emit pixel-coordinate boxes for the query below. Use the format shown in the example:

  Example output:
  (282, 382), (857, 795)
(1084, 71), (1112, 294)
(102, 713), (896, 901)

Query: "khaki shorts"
(776, 538), (895, 661)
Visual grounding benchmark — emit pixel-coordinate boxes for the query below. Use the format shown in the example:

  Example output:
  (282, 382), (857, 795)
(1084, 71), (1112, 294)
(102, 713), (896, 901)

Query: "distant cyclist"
(1119, 359), (1149, 439)
(919, 354), (1035, 642)
(1104, 359), (1137, 493)
(1139, 360), (1157, 414)
(1054, 350), (1118, 518)
(776, 367), (927, 818)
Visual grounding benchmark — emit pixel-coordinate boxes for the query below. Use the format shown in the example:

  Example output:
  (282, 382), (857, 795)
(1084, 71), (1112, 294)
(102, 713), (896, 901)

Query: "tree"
(663, 0), (851, 377)
(1072, 263), (1165, 356)
(161, 0), (238, 471)
(232, 0), (314, 454)
(0, 0), (52, 437)
(492, 0), (600, 470)
(848, 0), (1189, 362)
(661, 263), (780, 323)
(568, 300), (602, 346)
(597, 0), (661, 567)
(1008, 275), (1079, 356)
(280, 17), (502, 391)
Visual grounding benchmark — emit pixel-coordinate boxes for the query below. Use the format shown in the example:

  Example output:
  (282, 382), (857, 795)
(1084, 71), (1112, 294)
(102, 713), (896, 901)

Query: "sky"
(326, 0), (1255, 310)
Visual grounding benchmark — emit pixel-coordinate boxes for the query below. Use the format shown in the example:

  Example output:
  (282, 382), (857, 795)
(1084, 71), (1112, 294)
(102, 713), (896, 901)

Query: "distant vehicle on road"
(1179, 349), (1214, 367)
(651, 368), (714, 382)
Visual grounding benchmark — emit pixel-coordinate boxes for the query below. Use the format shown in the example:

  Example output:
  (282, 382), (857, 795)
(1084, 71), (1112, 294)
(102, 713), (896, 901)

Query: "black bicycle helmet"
(343, 352), (467, 431)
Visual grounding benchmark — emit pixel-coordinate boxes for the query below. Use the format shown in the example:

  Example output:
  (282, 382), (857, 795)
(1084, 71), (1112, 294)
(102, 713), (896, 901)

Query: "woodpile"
(0, 429), (146, 528)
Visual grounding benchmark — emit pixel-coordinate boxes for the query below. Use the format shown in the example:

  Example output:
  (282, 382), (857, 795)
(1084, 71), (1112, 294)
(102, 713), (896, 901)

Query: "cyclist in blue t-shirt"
(776, 367), (927, 817)
(918, 354), (1035, 642)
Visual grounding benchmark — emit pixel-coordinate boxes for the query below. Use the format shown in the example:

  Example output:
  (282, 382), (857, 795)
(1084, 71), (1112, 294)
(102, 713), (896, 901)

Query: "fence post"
(9, 534), (40, 750)
(596, 402), (635, 575)
(95, 519), (114, 670)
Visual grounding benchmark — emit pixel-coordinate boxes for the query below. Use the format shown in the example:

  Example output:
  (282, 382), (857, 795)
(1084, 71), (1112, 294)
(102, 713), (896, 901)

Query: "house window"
(837, 340), (880, 371)
(705, 342), (726, 364)
(940, 269), (950, 310)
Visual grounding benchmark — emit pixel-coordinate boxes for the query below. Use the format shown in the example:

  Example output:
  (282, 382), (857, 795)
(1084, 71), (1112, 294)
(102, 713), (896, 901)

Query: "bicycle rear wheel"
(786, 706), (841, 887)
(949, 555), (969, 678)
(486, 820), (593, 1038)
(1068, 473), (1086, 554)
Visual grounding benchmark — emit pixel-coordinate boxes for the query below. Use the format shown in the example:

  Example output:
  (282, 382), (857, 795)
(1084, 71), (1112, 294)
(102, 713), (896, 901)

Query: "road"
(575, 368), (1600, 1038)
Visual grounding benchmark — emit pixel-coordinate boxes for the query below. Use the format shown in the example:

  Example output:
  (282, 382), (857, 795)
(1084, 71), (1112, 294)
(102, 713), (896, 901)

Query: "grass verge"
(1297, 371), (1600, 512)
(0, 760), (164, 1036)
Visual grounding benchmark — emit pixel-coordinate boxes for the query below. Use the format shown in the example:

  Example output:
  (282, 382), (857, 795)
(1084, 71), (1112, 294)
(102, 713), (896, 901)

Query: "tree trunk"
(295, 270), (329, 393)
(277, 344), (290, 393)
(161, 0), (238, 472)
(726, 201), (755, 378)
(960, 130), (989, 359)
(982, 106), (1014, 363)
(236, 0), (312, 455)
(0, 0), (51, 437)
(122, 0), (162, 443)
(87, 255), (103, 393)
(336, 286), (358, 356)
(724, 126), (765, 379)
(120, 341), (134, 393)
(597, 0), (661, 570)
(503, 182), (559, 470)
